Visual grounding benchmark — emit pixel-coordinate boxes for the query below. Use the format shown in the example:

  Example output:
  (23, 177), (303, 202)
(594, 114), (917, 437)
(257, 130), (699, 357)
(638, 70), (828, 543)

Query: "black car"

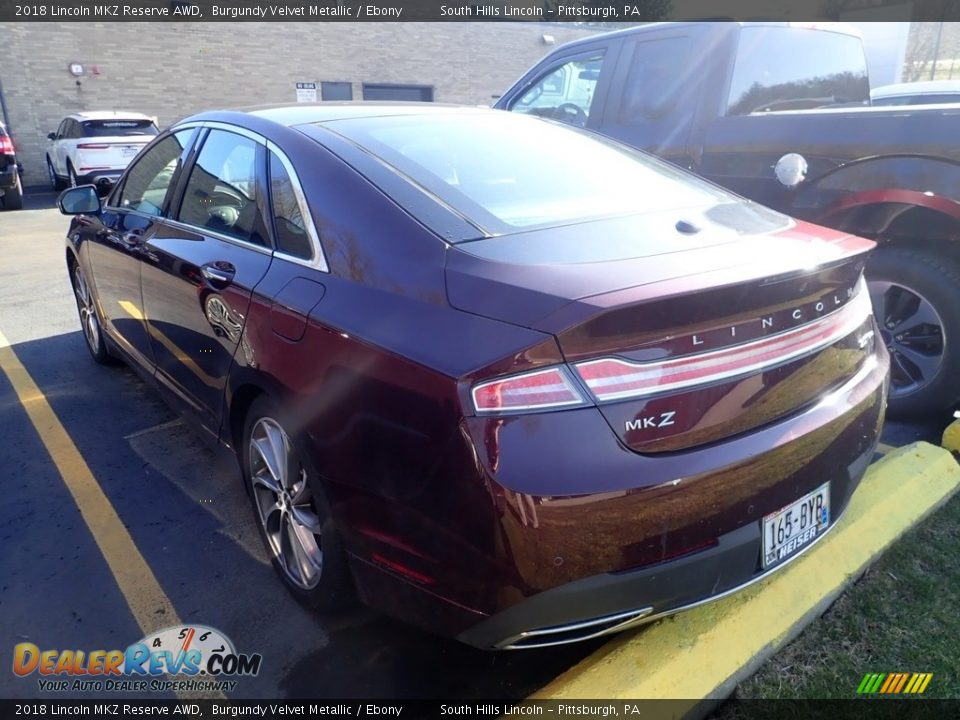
(0, 122), (23, 210)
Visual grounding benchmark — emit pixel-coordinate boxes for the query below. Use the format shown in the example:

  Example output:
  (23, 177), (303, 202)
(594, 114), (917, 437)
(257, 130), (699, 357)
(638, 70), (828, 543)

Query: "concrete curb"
(942, 419), (960, 453)
(530, 441), (960, 712)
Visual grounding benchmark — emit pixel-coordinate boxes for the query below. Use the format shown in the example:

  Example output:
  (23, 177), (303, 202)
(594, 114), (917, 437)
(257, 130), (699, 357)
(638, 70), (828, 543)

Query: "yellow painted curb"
(942, 419), (960, 453)
(532, 441), (960, 707)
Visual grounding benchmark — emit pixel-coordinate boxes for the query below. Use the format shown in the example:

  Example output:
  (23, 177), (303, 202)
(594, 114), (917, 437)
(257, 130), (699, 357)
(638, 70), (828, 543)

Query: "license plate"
(762, 482), (830, 568)
(121, 146), (139, 158)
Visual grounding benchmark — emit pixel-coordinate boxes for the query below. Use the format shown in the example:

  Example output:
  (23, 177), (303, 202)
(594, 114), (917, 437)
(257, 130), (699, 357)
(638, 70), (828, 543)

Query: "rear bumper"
(456, 350), (888, 649)
(457, 441), (872, 649)
(345, 341), (888, 648)
(75, 169), (122, 192)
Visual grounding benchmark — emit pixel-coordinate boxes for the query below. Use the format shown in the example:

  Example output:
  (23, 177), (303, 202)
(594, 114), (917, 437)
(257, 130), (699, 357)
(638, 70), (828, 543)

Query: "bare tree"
(903, 22), (939, 82)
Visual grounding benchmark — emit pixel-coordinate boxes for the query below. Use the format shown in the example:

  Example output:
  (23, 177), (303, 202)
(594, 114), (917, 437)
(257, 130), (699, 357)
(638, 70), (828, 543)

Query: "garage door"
(362, 84), (434, 102)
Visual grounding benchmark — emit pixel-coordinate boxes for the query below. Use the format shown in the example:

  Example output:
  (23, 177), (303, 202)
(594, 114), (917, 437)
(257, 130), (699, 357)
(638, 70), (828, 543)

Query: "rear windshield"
(82, 120), (158, 137)
(323, 112), (732, 234)
(728, 27), (870, 114)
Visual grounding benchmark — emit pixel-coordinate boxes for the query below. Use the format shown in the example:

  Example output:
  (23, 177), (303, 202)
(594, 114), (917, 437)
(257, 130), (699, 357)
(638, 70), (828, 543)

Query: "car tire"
(1, 171), (23, 210)
(241, 396), (355, 612)
(70, 261), (115, 365)
(866, 244), (960, 418)
(47, 157), (65, 191)
(67, 162), (78, 189)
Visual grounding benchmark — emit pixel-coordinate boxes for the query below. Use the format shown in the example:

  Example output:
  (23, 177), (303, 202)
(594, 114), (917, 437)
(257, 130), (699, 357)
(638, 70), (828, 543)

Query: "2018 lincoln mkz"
(59, 105), (889, 649)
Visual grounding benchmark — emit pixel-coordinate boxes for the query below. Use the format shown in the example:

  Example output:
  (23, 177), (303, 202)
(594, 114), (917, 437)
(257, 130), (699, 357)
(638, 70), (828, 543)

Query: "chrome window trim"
(104, 127), (198, 217)
(158, 217), (273, 256)
(176, 120), (264, 144)
(170, 122), (329, 272)
(265, 139), (329, 272)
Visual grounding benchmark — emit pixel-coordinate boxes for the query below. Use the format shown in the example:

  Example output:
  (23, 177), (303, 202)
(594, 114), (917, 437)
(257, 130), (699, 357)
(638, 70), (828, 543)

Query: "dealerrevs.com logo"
(13, 625), (262, 693)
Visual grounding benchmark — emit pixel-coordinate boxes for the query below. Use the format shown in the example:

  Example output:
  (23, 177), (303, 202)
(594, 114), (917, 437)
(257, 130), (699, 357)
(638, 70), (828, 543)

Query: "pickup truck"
(496, 21), (960, 417)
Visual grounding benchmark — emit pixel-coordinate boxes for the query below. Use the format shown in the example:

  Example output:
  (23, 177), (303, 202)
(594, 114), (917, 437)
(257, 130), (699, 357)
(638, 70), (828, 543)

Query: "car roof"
(67, 111), (154, 121)
(871, 80), (960, 99)
(184, 102), (496, 128)
(533, 20), (861, 53)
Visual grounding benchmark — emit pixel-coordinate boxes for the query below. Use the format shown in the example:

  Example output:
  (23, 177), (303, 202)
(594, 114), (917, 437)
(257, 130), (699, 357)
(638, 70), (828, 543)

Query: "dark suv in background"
(0, 122), (23, 210)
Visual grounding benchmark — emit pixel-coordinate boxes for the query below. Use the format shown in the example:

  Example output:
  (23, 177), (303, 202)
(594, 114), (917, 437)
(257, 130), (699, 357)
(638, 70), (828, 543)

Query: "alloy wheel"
(248, 417), (324, 590)
(868, 280), (945, 398)
(47, 161), (56, 189)
(73, 265), (100, 356)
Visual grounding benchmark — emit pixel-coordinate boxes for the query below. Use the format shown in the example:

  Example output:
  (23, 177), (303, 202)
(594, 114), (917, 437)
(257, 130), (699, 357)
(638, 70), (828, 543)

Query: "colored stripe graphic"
(858, 672), (932, 694)
(879, 674), (896, 693)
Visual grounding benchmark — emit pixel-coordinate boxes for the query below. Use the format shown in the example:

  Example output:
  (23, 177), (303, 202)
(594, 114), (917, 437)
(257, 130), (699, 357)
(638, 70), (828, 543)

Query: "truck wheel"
(1, 172), (23, 210)
(866, 244), (960, 418)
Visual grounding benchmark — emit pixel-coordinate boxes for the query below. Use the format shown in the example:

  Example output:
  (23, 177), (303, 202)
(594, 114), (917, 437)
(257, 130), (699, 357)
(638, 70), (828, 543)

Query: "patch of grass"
(725, 489), (960, 703)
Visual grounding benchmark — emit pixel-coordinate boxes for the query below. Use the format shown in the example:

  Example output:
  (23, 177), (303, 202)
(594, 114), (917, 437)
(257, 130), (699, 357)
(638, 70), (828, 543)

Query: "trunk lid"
(446, 204), (876, 452)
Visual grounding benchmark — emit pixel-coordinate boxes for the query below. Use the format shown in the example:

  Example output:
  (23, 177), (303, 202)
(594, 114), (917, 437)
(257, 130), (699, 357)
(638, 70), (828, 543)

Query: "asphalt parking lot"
(0, 190), (946, 702)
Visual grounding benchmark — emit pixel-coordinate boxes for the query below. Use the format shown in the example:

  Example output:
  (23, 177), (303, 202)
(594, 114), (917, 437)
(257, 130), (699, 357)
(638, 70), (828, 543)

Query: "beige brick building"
(0, 22), (596, 185)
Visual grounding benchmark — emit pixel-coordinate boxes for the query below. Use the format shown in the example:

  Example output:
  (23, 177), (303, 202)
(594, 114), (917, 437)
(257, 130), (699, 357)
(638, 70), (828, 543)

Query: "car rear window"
(82, 120), (159, 137)
(728, 27), (869, 114)
(323, 112), (732, 234)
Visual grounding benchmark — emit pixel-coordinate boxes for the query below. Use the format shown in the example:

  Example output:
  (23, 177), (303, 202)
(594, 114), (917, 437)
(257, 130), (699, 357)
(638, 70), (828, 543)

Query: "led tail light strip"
(575, 284), (873, 403)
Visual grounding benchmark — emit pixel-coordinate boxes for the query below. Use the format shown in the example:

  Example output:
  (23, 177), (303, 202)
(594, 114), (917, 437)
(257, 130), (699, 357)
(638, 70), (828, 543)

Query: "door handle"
(121, 229), (144, 247)
(201, 262), (236, 286)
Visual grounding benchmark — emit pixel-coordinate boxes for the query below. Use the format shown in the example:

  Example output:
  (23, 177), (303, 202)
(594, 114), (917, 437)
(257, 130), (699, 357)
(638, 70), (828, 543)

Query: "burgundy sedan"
(58, 105), (888, 649)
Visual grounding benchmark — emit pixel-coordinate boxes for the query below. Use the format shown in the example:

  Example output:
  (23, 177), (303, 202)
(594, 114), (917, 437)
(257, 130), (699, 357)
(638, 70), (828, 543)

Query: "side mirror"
(58, 185), (102, 215)
(47, 132), (57, 141)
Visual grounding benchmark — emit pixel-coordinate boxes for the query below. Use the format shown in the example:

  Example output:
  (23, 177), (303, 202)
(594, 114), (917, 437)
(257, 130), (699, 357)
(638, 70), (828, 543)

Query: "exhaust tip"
(499, 606), (654, 650)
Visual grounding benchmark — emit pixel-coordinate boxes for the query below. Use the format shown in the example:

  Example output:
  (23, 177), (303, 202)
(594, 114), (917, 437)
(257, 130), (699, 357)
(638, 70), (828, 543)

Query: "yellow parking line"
(0, 329), (223, 698)
(532, 442), (960, 702)
(0, 329), (179, 633)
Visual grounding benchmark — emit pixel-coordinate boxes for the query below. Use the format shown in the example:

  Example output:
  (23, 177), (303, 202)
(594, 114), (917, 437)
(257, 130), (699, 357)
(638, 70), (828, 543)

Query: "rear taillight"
(575, 282), (873, 403)
(472, 367), (586, 414)
(77, 143), (110, 150)
(0, 136), (13, 154)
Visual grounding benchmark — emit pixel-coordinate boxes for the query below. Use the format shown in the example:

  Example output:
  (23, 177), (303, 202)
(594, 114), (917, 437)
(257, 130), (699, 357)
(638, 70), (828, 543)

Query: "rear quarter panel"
(697, 107), (960, 213)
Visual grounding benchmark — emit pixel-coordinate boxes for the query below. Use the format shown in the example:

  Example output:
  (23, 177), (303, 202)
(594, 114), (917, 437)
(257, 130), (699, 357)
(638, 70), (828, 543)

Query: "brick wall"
(0, 22), (596, 186)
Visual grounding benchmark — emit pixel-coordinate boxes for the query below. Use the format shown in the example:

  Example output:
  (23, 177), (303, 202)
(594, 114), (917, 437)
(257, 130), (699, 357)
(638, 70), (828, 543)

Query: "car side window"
(115, 130), (194, 216)
(177, 129), (268, 246)
(268, 150), (313, 260)
(509, 52), (605, 128)
(56, 120), (68, 140)
(619, 37), (694, 123)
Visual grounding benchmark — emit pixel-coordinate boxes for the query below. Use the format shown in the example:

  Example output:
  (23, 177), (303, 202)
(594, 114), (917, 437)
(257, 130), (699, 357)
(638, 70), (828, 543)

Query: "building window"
(321, 82), (353, 101)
